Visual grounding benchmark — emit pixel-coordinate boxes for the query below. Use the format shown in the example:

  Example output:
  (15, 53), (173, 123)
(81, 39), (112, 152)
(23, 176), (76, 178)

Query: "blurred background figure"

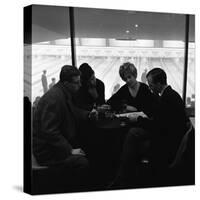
(191, 94), (195, 107)
(32, 96), (41, 114)
(33, 96), (40, 108)
(49, 77), (56, 89)
(41, 70), (48, 94)
(186, 97), (192, 108)
(76, 63), (105, 111)
(112, 83), (120, 95)
(141, 68), (148, 84)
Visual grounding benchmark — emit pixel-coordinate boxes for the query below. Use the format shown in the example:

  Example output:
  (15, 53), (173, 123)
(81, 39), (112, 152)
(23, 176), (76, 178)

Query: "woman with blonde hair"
(107, 62), (157, 118)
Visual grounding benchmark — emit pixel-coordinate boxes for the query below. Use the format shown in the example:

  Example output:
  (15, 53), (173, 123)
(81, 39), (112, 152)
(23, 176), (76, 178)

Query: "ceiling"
(25, 5), (195, 44)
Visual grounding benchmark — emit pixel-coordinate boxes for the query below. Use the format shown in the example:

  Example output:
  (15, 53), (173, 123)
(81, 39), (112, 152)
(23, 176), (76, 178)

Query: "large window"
(186, 15), (195, 116)
(24, 5), (72, 102)
(74, 8), (193, 101)
(25, 5), (195, 114)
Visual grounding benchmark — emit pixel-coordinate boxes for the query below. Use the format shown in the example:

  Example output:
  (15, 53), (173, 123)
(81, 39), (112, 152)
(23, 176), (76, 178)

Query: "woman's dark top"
(76, 78), (105, 111)
(107, 82), (159, 117)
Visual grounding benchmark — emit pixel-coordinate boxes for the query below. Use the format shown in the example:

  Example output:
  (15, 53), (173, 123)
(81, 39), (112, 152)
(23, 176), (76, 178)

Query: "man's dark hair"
(146, 68), (167, 85)
(79, 63), (94, 81)
(60, 65), (80, 83)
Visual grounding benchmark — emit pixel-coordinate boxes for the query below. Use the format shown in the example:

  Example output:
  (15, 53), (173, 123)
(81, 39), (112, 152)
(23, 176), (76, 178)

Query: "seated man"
(76, 63), (105, 111)
(110, 68), (189, 187)
(33, 65), (97, 189)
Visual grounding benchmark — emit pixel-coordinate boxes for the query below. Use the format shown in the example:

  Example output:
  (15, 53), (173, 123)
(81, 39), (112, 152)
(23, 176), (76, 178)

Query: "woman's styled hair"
(119, 62), (137, 81)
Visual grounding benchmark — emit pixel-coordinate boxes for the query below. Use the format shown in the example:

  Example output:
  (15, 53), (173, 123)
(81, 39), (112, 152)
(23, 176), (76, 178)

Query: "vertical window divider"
(182, 14), (189, 105)
(69, 7), (77, 67)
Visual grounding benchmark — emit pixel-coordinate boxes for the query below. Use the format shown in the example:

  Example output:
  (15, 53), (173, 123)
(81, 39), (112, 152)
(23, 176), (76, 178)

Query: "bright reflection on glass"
(186, 44), (195, 116)
(74, 8), (193, 100)
(28, 5), (72, 103)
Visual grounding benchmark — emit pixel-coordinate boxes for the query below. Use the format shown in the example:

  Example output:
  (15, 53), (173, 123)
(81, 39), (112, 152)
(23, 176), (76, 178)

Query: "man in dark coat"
(33, 65), (98, 188)
(76, 63), (105, 111)
(110, 68), (188, 187)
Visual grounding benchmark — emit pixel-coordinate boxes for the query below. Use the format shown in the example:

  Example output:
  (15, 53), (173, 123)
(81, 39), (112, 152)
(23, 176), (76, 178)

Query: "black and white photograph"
(23, 4), (195, 195)
(1, 0), (199, 199)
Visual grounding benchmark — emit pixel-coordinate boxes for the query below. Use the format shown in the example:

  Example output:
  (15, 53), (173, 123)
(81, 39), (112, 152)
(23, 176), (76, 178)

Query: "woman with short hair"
(107, 62), (158, 117)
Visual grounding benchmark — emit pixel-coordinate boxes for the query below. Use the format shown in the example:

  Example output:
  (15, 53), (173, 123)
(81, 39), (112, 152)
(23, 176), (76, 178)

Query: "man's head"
(79, 63), (96, 86)
(43, 70), (47, 74)
(146, 68), (167, 94)
(60, 65), (81, 93)
(52, 78), (56, 83)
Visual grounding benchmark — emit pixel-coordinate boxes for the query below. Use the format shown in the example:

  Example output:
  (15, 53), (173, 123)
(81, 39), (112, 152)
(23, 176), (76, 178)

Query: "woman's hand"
(128, 111), (148, 122)
(124, 104), (138, 112)
(71, 148), (86, 156)
(88, 109), (98, 121)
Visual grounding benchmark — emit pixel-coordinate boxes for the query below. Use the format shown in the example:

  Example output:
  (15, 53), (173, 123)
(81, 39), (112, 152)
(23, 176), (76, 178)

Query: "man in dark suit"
(33, 65), (97, 189)
(145, 68), (188, 165)
(110, 68), (188, 187)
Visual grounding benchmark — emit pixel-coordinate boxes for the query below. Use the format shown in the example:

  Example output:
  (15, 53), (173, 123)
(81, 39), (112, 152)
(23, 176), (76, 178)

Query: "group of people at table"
(32, 61), (189, 189)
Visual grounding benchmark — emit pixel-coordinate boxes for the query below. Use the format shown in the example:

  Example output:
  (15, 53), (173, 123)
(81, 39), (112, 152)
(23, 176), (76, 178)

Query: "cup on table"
(119, 116), (128, 126)
(97, 104), (111, 119)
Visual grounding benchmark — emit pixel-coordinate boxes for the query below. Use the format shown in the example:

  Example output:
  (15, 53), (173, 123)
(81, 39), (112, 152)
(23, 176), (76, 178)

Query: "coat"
(76, 78), (105, 111)
(33, 81), (89, 166)
(138, 86), (188, 164)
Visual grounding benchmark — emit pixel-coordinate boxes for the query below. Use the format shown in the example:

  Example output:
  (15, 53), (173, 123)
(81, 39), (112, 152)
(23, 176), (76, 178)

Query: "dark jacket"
(33, 81), (89, 166)
(138, 86), (188, 163)
(76, 78), (105, 111)
(107, 82), (158, 118)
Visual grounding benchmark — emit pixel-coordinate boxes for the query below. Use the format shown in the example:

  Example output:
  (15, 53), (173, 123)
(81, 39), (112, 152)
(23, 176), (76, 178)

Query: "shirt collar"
(160, 85), (169, 96)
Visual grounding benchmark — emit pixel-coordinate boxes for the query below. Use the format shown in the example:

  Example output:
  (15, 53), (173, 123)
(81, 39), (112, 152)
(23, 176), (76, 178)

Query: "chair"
(166, 120), (195, 185)
(169, 121), (194, 169)
(31, 154), (91, 194)
(32, 154), (48, 170)
(32, 154), (72, 194)
(138, 120), (195, 187)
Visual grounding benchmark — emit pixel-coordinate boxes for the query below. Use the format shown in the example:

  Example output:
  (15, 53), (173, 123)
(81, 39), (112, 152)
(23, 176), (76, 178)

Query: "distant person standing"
(49, 77), (56, 89)
(141, 68), (148, 84)
(41, 70), (48, 94)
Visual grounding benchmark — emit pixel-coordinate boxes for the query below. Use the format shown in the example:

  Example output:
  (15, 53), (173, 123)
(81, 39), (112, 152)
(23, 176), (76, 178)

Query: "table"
(83, 117), (131, 184)
(95, 117), (130, 129)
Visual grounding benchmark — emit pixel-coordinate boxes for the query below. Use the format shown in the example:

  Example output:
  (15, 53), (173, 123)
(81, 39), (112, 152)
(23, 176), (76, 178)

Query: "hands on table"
(71, 148), (86, 156)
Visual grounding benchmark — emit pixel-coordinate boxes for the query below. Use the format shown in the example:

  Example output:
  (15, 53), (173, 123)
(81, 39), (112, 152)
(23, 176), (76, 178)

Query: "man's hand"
(124, 104), (138, 112)
(88, 109), (98, 121)
(128, 111), (148, 122)
(71, 148), (86, 156)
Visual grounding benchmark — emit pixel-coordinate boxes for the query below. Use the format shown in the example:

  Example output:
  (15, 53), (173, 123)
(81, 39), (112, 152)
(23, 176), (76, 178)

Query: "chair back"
(32, 154), (48, 170)
(169, 121), (194, 169)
